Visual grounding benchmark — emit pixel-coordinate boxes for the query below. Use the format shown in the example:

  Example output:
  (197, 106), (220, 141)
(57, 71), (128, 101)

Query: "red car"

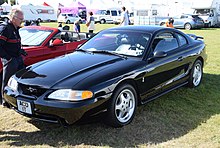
(0, 26), (88, 73)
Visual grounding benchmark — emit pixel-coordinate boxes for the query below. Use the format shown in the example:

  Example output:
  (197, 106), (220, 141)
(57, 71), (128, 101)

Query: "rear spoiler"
(187, 34), (204, 40)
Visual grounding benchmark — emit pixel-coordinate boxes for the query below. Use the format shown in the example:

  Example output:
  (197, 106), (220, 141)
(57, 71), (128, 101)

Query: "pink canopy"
(43, 2), (50, 7)
(59, 2), (86, 14)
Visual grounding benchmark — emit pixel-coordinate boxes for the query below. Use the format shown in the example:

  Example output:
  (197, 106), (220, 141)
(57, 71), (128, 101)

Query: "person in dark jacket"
(0, 8), (26, 107)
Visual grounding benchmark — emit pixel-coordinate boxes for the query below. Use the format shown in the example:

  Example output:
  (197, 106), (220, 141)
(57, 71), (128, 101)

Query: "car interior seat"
(61, 32), (70, 42)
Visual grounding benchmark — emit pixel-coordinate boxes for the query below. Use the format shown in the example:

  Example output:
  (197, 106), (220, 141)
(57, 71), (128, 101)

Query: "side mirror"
(153, 50), (167, 58)
(147, 51), (167, 62)
(49, 39), (63, 47)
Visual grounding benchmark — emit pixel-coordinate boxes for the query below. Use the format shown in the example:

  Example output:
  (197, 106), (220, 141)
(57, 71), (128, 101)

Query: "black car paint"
(4, 25), (207, 125)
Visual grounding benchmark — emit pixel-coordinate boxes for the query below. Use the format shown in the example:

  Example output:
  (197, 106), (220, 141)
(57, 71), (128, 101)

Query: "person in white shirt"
(86, 11), (95, 33)
(120, 6), (129, 26)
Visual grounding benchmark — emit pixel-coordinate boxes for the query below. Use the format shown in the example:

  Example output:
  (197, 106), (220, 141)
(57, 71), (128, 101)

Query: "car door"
(43, 32), (68, 59)
(138, 32), (189, 102)
(174, 15), (185, 28)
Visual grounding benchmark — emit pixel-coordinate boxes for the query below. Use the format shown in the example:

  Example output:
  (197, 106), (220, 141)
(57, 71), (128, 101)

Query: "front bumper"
(4, 86), (110, 125)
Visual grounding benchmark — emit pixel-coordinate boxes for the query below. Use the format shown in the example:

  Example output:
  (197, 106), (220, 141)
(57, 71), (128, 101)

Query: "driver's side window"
(152, 33), (178, 53)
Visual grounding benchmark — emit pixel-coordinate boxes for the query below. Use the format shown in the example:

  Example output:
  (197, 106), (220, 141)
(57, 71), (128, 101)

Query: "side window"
(101, 10), (106, 15)
(106, 10), (110, 15)
(176, 33), (187, 46)
(152, 33), (178, 53)
(111, 10), (117, 16)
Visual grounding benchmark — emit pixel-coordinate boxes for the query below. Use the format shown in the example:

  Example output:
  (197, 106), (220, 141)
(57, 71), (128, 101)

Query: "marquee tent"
(59, 1), (86, 14)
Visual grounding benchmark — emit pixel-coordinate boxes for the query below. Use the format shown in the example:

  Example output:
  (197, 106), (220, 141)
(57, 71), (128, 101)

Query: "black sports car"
(4, 25), (207, 127)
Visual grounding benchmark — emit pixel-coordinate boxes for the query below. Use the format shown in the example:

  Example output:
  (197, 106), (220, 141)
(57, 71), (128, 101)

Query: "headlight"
(48, 89), (93, 101)
(7, 76), (18, 91)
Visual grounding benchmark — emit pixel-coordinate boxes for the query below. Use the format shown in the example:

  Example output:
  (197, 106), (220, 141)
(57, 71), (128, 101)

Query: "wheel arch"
(112, 79), (141, 105)
(195, 56), (204, 67)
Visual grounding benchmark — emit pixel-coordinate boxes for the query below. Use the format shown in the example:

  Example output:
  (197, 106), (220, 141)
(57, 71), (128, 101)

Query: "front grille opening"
(18, 83), (47, 98)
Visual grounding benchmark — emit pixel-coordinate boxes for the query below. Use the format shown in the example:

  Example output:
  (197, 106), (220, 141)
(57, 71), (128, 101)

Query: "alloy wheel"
(115, 89), (135, 123)
(193, 62), (202, 86)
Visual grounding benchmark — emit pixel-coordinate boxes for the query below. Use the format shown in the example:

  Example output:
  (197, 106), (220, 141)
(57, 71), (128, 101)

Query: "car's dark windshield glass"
(194, 9), (212, 16)
(80, 30), (150, 57)
(20, 28), (53, 46)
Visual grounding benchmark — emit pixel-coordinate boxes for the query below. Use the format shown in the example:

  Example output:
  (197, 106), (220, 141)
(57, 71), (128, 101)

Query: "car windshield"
(194, 9), (212, 16)
(20, 28), (53, 46)
(79, 30), (150, 57)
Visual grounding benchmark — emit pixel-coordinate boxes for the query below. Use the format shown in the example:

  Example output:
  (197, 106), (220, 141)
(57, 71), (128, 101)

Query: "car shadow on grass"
(0, 73), (220, 147)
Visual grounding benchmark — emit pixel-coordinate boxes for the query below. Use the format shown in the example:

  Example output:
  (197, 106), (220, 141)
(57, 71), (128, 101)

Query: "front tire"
(106, 84), (137, 127)
(160, 22), (165, 26)
(188, 60), (203, 88)
(184, 23), (192, 30)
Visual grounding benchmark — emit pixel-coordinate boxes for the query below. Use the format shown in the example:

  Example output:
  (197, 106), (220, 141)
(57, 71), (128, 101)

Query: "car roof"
(106, 25), (173, 34)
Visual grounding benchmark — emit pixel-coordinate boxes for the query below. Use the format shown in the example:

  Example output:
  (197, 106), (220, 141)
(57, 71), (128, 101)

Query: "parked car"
(159, 14), (204, 30)
(0, 26), (88, 92)
(4, 25), (207, 127)
(93, 9), (121, 24)
(58, 13), (81, 24)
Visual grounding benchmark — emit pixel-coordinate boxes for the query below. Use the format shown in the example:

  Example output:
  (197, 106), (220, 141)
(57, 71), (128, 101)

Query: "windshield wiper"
(75, 49), (92, 54)
(92, 50), (127, 59)
(21, 44), (30, 47)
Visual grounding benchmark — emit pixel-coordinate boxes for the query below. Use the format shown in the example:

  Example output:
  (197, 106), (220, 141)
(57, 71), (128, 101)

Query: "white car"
(58, 13), (81, 24)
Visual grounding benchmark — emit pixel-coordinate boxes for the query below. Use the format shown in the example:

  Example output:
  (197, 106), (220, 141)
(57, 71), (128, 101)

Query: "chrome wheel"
(193, 62), (202, 87)
(185, 23), (192, 30)
(115, 89), (135, 123)
(107, 84), (137, 127)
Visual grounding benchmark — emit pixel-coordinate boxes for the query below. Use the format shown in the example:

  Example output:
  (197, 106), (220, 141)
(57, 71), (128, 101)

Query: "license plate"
(17, 100), (32, 114)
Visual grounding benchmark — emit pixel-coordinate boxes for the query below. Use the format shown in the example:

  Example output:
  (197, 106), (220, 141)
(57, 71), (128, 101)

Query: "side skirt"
(140, 81), (188, 105)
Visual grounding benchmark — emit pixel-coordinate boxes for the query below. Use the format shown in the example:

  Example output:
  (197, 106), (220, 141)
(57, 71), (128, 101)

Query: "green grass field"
(0, 24), (220, 147)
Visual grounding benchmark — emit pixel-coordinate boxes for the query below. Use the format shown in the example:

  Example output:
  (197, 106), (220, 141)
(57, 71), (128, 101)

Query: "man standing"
(0, 8), (25, 107)
(120, 6), (129, 26)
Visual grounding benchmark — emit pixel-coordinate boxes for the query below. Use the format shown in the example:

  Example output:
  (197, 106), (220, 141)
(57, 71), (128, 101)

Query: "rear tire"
(207, 22), (211, 28)
(66, 20), (70, 24)
(106, 84), (137, 127)
(188, 60), (203, 88)
(37, 18), (41, 22)
(100, 19), (106, 24)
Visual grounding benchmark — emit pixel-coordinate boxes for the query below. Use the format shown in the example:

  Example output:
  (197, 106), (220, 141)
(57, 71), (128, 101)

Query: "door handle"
(177, 56), (183, 61)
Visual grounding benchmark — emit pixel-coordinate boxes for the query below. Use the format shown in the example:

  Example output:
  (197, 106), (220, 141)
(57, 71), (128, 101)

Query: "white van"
(93, 9), (121, 24)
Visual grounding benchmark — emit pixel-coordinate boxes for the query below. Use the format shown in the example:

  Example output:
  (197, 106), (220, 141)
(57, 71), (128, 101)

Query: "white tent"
(17, 0), (73, 10)
(80, 0), (120, 10)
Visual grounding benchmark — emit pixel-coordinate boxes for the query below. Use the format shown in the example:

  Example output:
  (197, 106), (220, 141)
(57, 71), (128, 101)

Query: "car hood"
(16, 51), (138, 89)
